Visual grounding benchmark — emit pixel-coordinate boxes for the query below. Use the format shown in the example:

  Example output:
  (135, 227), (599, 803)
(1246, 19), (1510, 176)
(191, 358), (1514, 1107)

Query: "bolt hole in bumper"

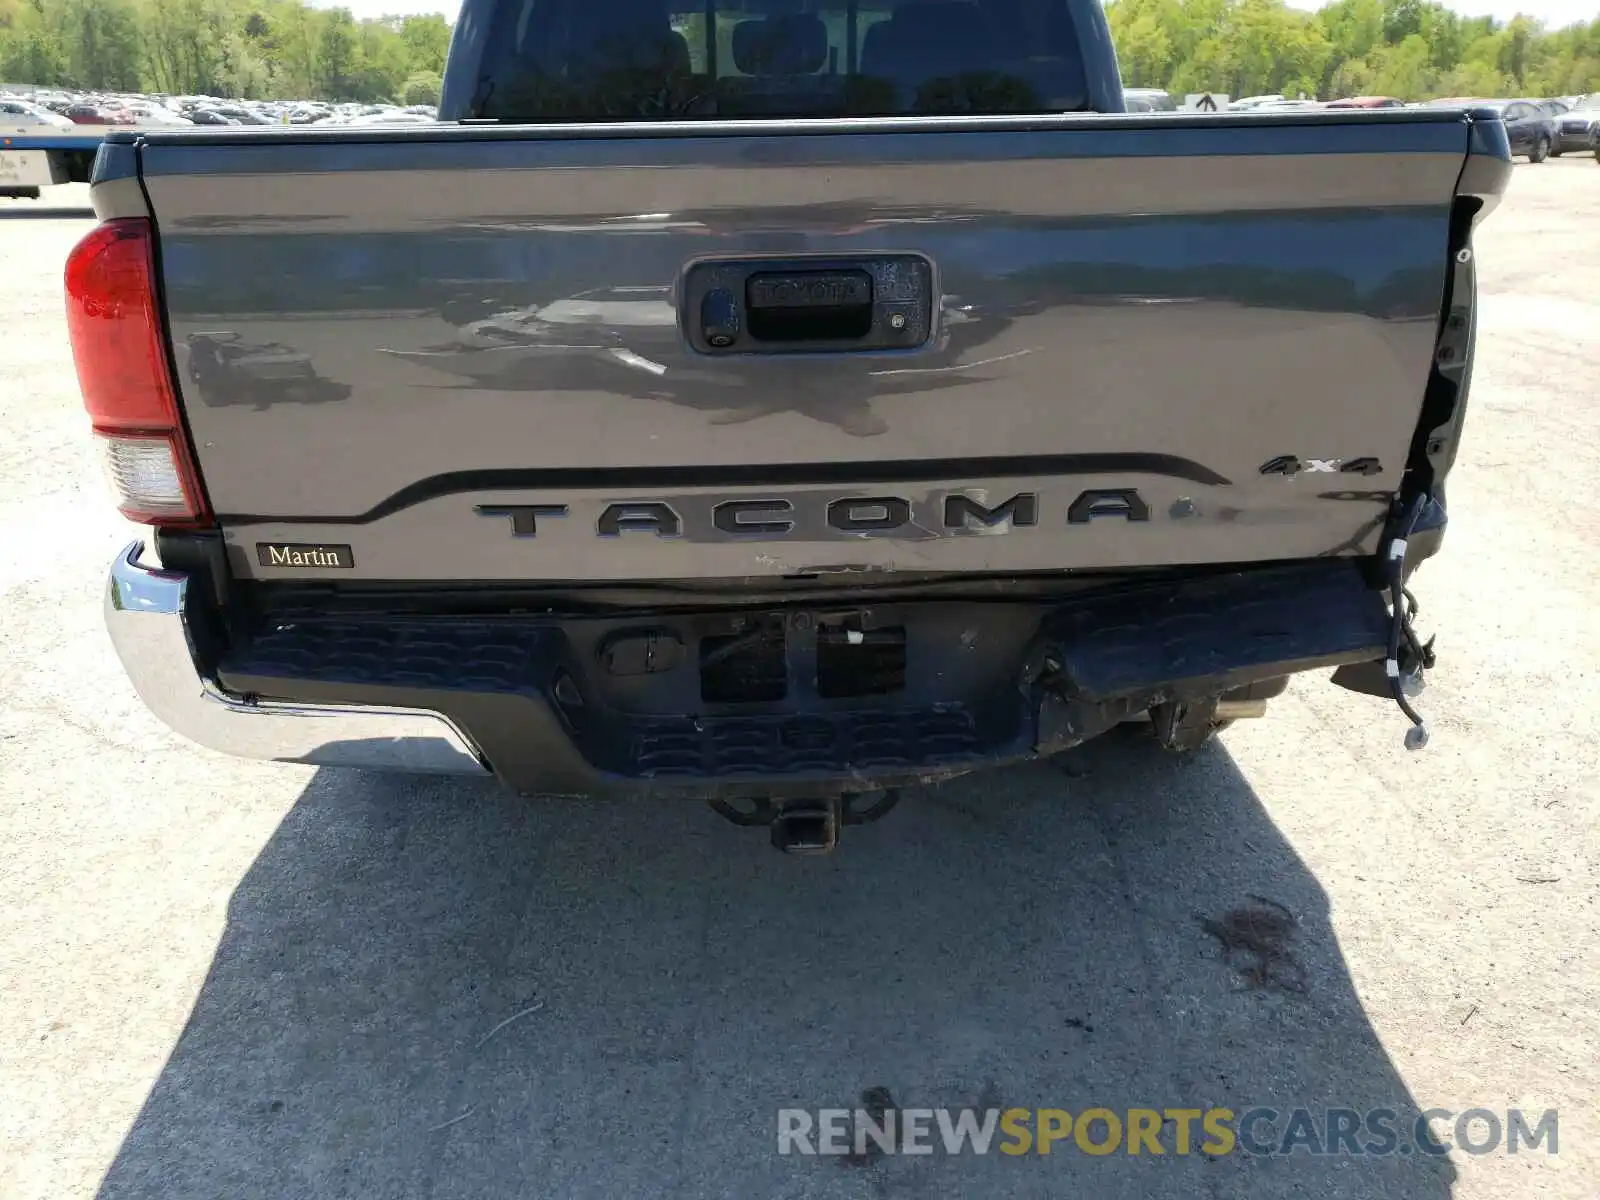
(105, 541), (1394, 794)
(105, 541), (489, 775)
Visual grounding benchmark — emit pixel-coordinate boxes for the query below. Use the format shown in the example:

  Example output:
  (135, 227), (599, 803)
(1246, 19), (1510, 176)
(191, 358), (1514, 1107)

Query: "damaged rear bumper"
(105, 541), (490, 776)
(105, 540), (1393, 796)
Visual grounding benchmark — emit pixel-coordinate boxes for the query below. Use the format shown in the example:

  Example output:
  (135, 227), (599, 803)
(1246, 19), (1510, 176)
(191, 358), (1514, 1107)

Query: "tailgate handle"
(744, 270), (873, 342)
(683, 256), (930, 354)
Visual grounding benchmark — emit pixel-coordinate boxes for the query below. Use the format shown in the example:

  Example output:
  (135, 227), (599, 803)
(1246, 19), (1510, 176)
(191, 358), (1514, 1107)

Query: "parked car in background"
(211, 105), (273, 125)
(1325, 96), (1404, 109)
(0, 97), (74, 130)
(1122, 87), (1176, 112)
(1535, 99), (1569, 154)
(1553, 98), (1600, 156)
(1442, 99), (1556, 162)
(63, 104), (132, 126)
(3, 88), (439, 148)
(346, 110), (436, 126)
(1230, 94), (1285, 110)
(121, 102), (193, 127)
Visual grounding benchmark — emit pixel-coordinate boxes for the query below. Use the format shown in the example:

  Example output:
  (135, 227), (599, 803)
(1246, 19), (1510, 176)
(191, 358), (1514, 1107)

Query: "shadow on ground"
(97, 734), (1455, 1199)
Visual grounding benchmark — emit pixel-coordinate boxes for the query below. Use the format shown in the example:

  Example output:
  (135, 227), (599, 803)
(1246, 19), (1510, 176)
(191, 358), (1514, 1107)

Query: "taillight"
(64, 218), (211, 526)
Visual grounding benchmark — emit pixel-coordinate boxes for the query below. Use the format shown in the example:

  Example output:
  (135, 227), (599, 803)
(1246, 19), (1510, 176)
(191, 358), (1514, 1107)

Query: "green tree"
(1439, 57), (1510, 96)
(1167, 0), (1331, 99)
(261, 1), (322, 99)
(353, 18), (408, 100)
(1316, 0), (1382, 92)
(1107, 0), (1177, 89)
(1104, 0), (1600, 102)
(141, 0), (227, 94)
(399, 13), (450, 75)
(1319, 0), (1384, 63)
(0, 21), (69, 86)
(217, 29), (269, 96)
(313, 6), (358, 98)
(401, 68), (441, 106)
(53, 0), (145, 90)
(1495, 15), (1537, 88)
(1381, 0), (1426, 44)
(1367, 32), (1436, 96)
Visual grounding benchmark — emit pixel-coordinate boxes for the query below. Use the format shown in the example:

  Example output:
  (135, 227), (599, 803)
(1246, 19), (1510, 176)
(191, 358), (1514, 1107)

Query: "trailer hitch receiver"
(709, 790), (902, 854)
(771, 799), (839, 855)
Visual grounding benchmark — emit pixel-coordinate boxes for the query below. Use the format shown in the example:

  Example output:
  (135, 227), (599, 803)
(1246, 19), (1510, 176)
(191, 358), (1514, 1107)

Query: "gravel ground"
(1, 165), (1596, 1200)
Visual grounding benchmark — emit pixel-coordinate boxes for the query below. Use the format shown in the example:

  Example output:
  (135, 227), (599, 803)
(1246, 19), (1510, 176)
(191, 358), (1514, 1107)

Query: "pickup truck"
(76, 0), (1508, 852)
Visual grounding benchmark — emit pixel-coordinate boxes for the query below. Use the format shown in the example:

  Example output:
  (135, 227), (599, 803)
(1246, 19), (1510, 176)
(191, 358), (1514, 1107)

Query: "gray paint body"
(121, 112), (1500, 582)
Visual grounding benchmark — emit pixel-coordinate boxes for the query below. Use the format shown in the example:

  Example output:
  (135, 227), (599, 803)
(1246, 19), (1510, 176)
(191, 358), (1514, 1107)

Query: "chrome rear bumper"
(104, 540), (489, 775)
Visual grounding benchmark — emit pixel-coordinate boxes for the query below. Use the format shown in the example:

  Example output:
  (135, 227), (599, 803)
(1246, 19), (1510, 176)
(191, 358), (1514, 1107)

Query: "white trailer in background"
(0, 126), (114, 199)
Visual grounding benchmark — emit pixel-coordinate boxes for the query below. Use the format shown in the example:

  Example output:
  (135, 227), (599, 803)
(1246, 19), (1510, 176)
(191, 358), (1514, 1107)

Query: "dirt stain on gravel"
(1200, 895), (1308, 994)
(838, 1086), (898, 1169)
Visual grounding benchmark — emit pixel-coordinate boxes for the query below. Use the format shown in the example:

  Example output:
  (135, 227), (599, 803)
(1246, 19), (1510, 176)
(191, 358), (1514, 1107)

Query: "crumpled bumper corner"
(104, 540), (489, 776)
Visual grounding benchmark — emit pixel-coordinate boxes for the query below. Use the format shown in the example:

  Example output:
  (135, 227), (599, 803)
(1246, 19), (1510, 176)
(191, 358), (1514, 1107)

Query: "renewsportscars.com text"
(777, 1106), (1558, 1158)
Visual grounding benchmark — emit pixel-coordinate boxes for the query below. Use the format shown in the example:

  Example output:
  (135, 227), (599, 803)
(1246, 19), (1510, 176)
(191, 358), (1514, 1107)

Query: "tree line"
(2, 0), (1598, 106)
(0, 0), (451, 105)
(1107, 0), (1597, 100)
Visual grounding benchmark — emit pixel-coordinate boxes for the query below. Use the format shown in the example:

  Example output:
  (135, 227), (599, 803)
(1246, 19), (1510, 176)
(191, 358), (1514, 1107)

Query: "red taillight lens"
(65, 218), (210, 526)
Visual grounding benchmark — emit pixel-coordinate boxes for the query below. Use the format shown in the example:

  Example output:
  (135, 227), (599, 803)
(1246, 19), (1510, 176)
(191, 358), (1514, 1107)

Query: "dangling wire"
(1384, 495), (1431, 749)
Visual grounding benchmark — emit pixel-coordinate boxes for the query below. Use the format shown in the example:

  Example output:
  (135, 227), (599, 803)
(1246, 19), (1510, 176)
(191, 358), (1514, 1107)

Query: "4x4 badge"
(1260, 456), (1382, 477)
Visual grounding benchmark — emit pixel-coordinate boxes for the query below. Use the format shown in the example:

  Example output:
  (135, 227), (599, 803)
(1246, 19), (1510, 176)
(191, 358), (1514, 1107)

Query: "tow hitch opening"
(771, 800), (839, 855)
(709, 790), (902, 854)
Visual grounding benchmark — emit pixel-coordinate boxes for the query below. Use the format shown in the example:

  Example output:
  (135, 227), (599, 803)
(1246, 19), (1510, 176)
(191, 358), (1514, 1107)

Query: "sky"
(313, 0), (1597, 29)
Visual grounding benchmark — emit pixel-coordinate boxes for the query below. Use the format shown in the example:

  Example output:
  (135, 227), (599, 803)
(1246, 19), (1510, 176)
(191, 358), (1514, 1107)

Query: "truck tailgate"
(134, 112), (1496, 582)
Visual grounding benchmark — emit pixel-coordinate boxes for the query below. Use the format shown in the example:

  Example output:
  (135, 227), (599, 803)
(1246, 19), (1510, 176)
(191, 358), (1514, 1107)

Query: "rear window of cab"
(472, 0), (1093, 121)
